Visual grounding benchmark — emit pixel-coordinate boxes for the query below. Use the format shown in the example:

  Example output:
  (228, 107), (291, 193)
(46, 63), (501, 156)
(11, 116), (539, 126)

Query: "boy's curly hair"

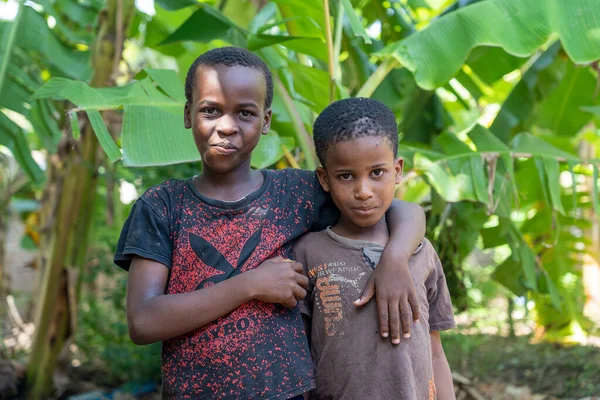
(313, 97), (398, 167)
(185, 47), (274, 109)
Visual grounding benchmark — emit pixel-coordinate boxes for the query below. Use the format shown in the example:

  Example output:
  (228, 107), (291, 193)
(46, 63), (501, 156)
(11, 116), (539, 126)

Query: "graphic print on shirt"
(190, 224), (264, 290)
(308, 261), (366, 336)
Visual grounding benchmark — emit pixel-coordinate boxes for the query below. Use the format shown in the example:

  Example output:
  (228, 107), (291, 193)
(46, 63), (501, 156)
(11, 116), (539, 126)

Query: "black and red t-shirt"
(114, 169), (337, 399)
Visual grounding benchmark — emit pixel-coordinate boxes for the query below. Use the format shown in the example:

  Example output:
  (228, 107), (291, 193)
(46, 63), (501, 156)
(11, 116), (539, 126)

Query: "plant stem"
(323, 0), (335, 104)
(0, 0), (25, 98)
(274, 75), (317, 169)
(356, 58), (399, 98)
(333, 0), (345, 80)
(282, 144), (301, 169)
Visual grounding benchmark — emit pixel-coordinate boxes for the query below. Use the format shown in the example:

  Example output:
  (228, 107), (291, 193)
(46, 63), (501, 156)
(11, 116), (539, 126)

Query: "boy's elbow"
(128, 312), (155, 345)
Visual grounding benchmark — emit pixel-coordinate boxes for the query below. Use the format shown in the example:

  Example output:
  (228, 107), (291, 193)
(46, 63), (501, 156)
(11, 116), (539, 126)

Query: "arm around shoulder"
(386, 199), (425, 256)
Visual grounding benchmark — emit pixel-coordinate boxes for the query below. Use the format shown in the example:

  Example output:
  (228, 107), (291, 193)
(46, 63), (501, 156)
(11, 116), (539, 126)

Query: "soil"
(444, 333), (600, 398)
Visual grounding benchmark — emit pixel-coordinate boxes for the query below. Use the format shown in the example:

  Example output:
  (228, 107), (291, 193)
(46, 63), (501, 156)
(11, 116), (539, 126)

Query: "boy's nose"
(354, 181), (373, 200)
(216, 114), (239, 136)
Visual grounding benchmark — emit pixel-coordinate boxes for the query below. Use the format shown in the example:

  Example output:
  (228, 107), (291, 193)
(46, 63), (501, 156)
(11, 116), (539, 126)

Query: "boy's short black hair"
(313, 97), (398, 166)
(185, 46), (273, 109)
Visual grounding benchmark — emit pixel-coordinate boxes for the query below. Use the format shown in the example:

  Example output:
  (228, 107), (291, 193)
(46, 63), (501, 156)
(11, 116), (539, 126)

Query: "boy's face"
(184, 65), (272, 174)
(317, 137), (403, 228)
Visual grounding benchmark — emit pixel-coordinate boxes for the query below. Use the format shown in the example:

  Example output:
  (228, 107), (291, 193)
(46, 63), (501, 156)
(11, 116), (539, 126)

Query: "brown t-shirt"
(293, 229), (455, 400)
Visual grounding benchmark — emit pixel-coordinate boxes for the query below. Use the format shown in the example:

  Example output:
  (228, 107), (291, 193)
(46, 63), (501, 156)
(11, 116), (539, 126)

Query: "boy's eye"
(239, 110), (253, 118)
(339, 173), (353, 181)
(372, 169), (385, 177)
(201, 107), (219, 115)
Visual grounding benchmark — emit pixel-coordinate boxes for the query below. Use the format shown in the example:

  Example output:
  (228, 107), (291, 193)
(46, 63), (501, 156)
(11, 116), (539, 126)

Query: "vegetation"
(0, 0), (599, 398)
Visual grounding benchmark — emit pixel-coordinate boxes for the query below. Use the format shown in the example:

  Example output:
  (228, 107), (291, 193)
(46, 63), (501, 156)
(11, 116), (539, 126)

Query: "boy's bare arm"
(126, 256), (308, 345)
(355, 200), (425, 343)
(431, 331), (455, 400)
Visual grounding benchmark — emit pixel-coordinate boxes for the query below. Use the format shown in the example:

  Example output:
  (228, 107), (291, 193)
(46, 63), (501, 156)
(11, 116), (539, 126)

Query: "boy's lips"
(211, 143), (237, 155)
(352, 206), (377, 216)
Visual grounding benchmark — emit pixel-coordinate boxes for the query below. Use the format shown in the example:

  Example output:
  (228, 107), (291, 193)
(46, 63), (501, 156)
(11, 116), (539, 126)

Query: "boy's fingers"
(400, 298), (411, 339)
(290, 261), (304, 274)
(293, 285), (307, 300)
(377, 295), (390, 339)
(354, 275), (375, 306)
(409, 292), (421, 322)
(388, 299), (401, 344)
(283, 295), (298, 308)
(296, 274), (309, 290)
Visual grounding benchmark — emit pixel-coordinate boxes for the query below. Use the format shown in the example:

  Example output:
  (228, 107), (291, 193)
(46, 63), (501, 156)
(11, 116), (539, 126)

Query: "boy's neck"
(331, 215), (389, 246)
(195, 160), (264, 202)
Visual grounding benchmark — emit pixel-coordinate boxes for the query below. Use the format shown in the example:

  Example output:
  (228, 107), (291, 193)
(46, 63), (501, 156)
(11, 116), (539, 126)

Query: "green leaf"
(248, 35), (327, 60)
(376, 0), (600, 89)
(85, 110), (121, 163)
(534, 156), (551, 207)
(492, 256), (527, 296)
(465, 46), (527, 85)
(0, 111), (44, 183)
(519, 242), (538, 291)
(340, 0), (372, 44)
(286, 61), (330, 113)
(121, 105), (198, 167)
(15, 7), (92, 80)
(435, 131), (472, 155)
(20, 234), (38, 250)
(159, 5), (243, 44)
(542, 157), (565, 215)
(251, 132), (295, 169)
(543, 272), (562, 311)
(490, 43), (561, 142)
(567, 162), (577, 209)
(469, 155), (489, 203)
(512, 132), (579, 162)
(144, 68), (186, 102)
(69, 111), (81, 140)
(154, 0), (198, 11)
(537, 61), (598, 137)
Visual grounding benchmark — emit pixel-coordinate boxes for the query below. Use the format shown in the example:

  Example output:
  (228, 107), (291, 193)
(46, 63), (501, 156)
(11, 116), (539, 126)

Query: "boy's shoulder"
(266, 168), (316, 184)
(136, 178), (190, 215)
(293, 230), (328, 253)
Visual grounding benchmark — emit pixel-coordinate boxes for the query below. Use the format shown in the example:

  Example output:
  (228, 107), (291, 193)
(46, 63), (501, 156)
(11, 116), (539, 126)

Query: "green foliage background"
(1, 0), (600, 394)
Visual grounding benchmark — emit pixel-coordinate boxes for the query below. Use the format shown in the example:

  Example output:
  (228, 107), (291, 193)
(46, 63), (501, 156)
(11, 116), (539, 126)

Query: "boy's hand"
(354, 253), (420, 344)
(247, 257), (309, 308)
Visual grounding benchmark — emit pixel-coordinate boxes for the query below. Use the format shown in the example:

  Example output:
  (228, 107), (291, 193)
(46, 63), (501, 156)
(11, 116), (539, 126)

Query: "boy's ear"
(394, 157), (404, 185)
(261, 108), (272, 135)
(316, 167), (330, 192)
(184, 102), (192, 129)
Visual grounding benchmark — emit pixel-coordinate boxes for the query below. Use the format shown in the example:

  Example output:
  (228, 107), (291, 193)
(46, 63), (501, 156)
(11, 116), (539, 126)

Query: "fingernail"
(354, 299), (360, 304)
(392, 338), (400, 344)
(414, 319), (419, 323)
(404, 333), (410, 338)
(382, 332), (388, 338)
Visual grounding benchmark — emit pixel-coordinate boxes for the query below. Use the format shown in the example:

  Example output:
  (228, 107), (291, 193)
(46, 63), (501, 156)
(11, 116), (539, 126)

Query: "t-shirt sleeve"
(114, 198), (172, 271)
(426, 246), (456, 332)
(293, 238), (312, 318)
(309, 171), (339, 232)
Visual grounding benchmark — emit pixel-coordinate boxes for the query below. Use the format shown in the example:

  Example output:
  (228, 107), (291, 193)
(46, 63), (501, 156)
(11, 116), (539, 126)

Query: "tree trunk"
(25, 1), (134, 398)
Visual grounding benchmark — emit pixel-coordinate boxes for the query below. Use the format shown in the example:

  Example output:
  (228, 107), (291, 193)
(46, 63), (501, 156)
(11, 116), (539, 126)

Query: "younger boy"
(114, 48), (425, 399)
(294, 98), (456, 399)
